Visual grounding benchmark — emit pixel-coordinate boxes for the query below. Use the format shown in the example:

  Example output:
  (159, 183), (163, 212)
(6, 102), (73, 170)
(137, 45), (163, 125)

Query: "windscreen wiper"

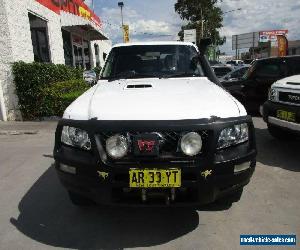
(160, 72), (198, 78)
(108, 71), (159, 81)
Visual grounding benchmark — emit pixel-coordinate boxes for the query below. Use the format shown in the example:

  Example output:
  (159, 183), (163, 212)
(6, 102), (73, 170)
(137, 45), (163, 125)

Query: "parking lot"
(0, 117), (299, 250)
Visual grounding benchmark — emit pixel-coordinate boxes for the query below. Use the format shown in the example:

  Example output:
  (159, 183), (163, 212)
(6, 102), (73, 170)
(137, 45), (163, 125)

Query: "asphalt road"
(0, 118), (299, 250)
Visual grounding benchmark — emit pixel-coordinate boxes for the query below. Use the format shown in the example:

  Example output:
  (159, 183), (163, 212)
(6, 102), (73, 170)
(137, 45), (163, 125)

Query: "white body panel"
(272, 75), (300, 91)
(63, 77), (246, 121)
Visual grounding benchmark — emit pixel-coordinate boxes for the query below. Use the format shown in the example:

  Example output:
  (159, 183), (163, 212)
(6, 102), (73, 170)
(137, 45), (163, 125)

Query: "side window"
(255, 62), (281, 78)
(101, 51), (114, 77)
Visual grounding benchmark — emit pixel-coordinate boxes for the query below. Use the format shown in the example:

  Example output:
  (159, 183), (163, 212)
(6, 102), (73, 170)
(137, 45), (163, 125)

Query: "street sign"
(184, 29), (196, 44)
(123, 25), (129, 43)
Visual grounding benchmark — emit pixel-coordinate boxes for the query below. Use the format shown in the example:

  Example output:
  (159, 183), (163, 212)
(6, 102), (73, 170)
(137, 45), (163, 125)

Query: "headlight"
(268, 88), (277, 101)
(106, 134), (128, 159)
(61, 126), (91, 150)
(180, 132), (202, 156)
(217, 123), (249, 149)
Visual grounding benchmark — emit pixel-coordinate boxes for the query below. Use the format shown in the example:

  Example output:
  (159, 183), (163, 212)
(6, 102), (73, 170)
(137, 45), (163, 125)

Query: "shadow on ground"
(11, 166), (202, 249)
(255, 127), (300, 172)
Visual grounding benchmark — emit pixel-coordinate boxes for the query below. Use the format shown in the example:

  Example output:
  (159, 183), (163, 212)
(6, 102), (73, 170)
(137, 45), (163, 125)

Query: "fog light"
(234, 162), (251, 173)
(60, 163), (76, 174)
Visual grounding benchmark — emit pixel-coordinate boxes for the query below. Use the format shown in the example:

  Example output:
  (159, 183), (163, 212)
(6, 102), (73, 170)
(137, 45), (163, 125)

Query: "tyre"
(68, 191), (94, 206)
(217, 188), (243, 205)
(267, 123), (293, 140)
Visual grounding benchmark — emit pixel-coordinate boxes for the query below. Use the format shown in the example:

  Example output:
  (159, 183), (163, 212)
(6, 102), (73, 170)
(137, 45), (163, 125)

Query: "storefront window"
(83, 40), (91, 70)
(62, 29), (73, 67)
(71, 35), (91, 69)
(73, 45), (84, 69)
(28, 13), (50, 63)
(94, 44), (99, 55)
(94, 44), (100, 67)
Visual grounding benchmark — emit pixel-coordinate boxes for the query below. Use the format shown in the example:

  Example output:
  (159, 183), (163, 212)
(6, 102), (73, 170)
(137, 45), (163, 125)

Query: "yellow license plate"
(129, 168), (181, 188)
(277, 110), (296, 122)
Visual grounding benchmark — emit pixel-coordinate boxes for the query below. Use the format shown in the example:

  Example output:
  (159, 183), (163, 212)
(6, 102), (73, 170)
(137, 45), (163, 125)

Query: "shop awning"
(60, 11), (109, 41)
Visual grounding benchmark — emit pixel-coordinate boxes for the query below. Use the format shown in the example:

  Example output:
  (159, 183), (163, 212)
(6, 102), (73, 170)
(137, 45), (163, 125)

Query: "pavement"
(0, 118), (299, 250)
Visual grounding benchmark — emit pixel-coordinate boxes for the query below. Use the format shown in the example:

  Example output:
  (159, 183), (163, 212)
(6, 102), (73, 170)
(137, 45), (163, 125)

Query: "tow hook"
(165, 195), (170, 205)
(141, 189), (147, 202)
(171, 188), (176, 201)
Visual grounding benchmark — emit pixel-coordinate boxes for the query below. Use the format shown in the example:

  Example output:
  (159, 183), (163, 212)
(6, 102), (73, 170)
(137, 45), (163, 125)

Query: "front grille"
(279, 91), (300, 105)
(97, 130), (209, 161)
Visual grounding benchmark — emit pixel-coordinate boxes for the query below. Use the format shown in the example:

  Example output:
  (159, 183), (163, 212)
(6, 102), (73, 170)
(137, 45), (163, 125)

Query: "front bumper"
(54, 116), (257, 207)
(263, 101), (300, 134)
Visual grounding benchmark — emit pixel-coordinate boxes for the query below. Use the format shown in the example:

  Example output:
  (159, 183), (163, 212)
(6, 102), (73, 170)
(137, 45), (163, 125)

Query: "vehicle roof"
(255, 55), (300, 62)
(277, 74), (300, 83)
(112, 41), (197, 48)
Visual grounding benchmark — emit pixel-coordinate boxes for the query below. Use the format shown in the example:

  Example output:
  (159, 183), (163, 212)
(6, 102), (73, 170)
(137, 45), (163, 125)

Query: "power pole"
(118, 2), (125, 42)
(118, 2), (124, 26)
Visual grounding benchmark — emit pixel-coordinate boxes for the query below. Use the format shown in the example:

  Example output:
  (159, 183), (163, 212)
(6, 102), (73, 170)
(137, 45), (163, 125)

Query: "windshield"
(101, 45), (205, 80)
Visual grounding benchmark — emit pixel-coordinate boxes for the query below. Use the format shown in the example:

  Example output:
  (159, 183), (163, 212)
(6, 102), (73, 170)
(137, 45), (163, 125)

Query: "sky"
(86, 0), (300, 55)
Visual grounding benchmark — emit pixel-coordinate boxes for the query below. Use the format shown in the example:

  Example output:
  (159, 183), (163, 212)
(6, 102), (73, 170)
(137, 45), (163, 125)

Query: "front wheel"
(68, 191), (94, 206)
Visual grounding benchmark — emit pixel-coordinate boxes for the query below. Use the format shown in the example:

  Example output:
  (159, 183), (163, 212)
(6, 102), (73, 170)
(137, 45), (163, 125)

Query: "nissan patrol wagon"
(54, 42), (256, 207)
(263, 75), (300, 138)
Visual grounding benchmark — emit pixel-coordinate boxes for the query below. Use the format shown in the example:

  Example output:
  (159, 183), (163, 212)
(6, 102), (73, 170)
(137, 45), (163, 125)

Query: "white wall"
(91, 40), (112, 68)
(0, 0), (65, 120)
(0, 0), (111, 120)
(0, 0), (17, 120)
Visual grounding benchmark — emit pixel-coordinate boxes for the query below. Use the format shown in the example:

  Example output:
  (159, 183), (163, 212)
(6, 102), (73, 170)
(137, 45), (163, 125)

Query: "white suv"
(263, 75), (300, 138)
(53, 42), (256, 207)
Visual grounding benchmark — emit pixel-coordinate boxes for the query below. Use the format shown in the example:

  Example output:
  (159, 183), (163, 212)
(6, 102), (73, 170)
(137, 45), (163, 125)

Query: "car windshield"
(101, 45), (205, 80)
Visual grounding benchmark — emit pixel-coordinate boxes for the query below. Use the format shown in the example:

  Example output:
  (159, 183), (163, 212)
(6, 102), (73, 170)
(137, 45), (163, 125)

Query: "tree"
(175, 0), (225, 46)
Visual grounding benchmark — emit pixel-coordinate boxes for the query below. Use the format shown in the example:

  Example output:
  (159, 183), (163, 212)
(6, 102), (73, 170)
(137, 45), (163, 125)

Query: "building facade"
(288, 40), (300, 56)
(0, 0), (111, 121)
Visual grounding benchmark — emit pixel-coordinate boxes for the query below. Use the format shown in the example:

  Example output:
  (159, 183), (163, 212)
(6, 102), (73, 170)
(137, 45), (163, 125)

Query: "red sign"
(260, 30), (288, 36)
(137, 140), (156, 152)
(259, 30), (288, 43)
(35, 0), (101, 27)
